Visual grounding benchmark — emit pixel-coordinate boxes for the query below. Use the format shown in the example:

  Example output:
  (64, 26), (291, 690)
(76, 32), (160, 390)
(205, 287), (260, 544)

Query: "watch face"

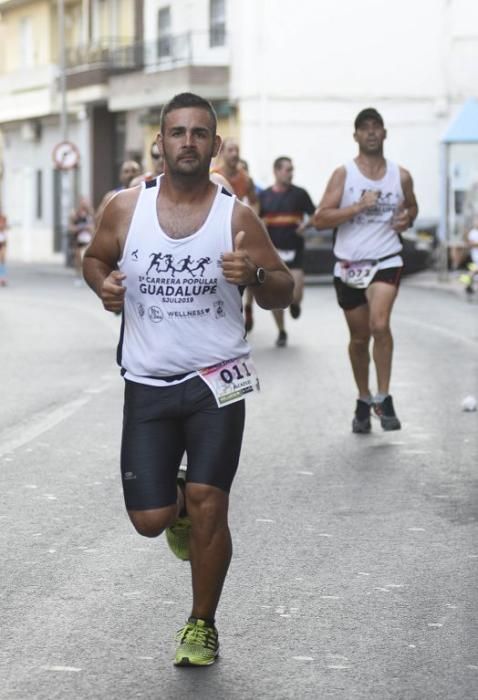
(257, 267), (266, 284)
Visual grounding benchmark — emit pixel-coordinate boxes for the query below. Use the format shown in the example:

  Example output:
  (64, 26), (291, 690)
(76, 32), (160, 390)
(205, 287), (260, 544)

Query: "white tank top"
(333, 160), (403, 273)
(117, 176), (249, 385)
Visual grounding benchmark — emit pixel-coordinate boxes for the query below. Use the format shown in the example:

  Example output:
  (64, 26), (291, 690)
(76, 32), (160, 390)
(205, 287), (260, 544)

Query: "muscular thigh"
(182, 377), (245, 493)
(120, 380), (186, 511)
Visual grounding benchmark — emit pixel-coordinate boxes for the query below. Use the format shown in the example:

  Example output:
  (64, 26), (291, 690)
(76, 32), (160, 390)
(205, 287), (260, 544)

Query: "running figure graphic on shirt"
(147, 252), (177, 276)
(146, 252), (213, 277)
(191, 257), (212, 276)
(176, 255), (196, 275)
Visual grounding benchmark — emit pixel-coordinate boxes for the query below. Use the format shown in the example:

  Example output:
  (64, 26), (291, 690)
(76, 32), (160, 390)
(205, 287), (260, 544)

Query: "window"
(210, 0), (226, 47)
(157, 6), (171, 58)
(19, 16), (34, 68)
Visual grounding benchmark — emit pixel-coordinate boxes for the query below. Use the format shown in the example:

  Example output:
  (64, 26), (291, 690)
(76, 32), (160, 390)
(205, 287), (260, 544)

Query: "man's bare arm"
(221, 202), (294, 309)
(83, 189), (138, 311)
(313, 166), (378, 230)
(392, 168), (418, 233)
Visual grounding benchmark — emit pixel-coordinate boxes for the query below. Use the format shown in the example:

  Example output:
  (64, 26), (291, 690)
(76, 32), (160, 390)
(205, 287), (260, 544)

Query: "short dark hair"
(160, 92), (218, 134)
(273, 156), (292, 170)
(354, 108), (384, 130)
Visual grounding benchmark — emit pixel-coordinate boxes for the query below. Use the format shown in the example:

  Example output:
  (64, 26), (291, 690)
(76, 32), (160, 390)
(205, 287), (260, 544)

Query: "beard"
(163, 146), (214, 179)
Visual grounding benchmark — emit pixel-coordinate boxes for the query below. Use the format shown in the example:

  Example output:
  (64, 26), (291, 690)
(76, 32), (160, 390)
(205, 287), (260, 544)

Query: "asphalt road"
(1, 264), (477, 700)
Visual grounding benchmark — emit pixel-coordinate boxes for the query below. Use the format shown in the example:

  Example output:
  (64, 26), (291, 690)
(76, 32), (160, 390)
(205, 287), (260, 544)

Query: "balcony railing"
(65, 31), (228, 76)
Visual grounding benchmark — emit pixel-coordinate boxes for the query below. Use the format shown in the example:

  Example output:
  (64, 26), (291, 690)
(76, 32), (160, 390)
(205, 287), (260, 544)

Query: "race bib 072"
(339, 260), (379, 289)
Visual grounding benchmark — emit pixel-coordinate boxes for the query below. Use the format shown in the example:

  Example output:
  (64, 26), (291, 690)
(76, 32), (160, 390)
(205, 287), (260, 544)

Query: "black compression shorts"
(334, 266), (402, 310)
(120, 376), (245, 511)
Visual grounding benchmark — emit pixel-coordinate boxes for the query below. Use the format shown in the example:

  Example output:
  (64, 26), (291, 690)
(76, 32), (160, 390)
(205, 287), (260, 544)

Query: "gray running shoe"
(352, 399), (372, 434)
(374, 395), (401, 431)
(276, 330), (287, 348)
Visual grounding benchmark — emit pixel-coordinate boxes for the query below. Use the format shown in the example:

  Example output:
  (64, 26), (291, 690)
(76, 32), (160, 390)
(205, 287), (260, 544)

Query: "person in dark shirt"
(259, 157), (315, 346)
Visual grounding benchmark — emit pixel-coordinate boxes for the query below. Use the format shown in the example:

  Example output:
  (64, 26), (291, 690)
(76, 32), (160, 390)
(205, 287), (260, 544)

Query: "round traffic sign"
(52, 141), (80, 170)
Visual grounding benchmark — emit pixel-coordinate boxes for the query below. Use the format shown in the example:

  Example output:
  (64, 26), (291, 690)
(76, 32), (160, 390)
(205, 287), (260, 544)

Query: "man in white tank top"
(83, 93), (293, 667)
(313, 108), (418, 434)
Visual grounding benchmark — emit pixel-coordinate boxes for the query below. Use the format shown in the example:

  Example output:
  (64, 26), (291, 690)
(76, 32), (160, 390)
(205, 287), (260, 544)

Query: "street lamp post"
(57, 0), (72, 265)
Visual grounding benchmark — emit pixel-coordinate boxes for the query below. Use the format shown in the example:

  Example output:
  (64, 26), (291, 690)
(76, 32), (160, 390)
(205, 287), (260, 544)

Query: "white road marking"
(0, 380), (115, 457)
(297, 470), (314, 475)
(293, 656), (314, 661)
(397, 314), (478, 349)
(428, 623), (443, 628)
(41, 666), (82, 673)
(408, 527), (426, 532)
(256, 518), (275, 523)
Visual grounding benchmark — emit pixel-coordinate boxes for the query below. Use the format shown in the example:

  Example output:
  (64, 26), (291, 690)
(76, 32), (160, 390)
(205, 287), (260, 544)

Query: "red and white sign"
(52, 141), (80, 170)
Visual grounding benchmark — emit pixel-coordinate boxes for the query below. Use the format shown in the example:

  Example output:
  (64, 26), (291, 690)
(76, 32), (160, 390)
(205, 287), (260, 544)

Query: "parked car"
(303, 221), (438, 277)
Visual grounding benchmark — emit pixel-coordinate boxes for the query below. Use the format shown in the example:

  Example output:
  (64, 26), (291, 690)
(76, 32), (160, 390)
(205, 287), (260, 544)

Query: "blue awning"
(442, 98), (478, 143)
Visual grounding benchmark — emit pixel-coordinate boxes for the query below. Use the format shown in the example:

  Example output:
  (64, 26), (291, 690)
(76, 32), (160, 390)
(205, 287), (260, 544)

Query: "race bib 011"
(340, 260), (379, 289)
(197, 355), (260, 407)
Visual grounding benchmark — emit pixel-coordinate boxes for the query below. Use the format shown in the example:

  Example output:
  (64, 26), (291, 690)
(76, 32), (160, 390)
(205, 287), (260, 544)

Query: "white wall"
(229, 0), (478, 219)
(2, 116), (88, 261)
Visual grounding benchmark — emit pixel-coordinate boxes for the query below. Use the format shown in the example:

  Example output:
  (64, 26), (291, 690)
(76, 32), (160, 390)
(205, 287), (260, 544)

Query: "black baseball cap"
(354, 108), (384, 130)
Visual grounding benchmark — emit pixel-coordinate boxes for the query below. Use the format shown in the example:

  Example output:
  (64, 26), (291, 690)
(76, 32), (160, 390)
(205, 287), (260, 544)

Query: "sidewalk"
(402, 268), (470, 299)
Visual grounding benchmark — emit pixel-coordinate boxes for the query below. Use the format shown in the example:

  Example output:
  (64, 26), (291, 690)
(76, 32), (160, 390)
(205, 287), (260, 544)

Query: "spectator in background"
(130, 142), (164, 187)
(69, 196), (95, 285)
(96, 160), (142, 220)
(212, 138), (259, 331)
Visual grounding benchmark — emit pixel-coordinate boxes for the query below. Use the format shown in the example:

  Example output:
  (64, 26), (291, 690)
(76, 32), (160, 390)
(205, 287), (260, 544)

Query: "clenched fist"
(101, 270), (127, 313)
(357, 189), (379, 211)
(221, 230), (257, 286)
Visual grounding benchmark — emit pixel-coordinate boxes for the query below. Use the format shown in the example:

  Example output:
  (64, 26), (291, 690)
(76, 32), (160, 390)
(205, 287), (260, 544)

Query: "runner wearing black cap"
(313, 108), (418, 433)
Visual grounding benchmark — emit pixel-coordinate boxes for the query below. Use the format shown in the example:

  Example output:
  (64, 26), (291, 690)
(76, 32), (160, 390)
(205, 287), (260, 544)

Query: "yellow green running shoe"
(174, 618), (219, 666)
(165, 515), (191, 561)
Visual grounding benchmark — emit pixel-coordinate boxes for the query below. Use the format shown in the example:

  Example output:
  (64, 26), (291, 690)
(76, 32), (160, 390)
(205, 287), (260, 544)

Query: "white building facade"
(1, 0), (477, 260)
(229, 0), (478, 221)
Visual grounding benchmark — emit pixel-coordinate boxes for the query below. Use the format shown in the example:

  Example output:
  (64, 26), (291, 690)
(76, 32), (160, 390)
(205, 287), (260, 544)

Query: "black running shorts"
(334, 266), (402, 311)
(121, 376), (245, 511)
(285, 246), (304, 270)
